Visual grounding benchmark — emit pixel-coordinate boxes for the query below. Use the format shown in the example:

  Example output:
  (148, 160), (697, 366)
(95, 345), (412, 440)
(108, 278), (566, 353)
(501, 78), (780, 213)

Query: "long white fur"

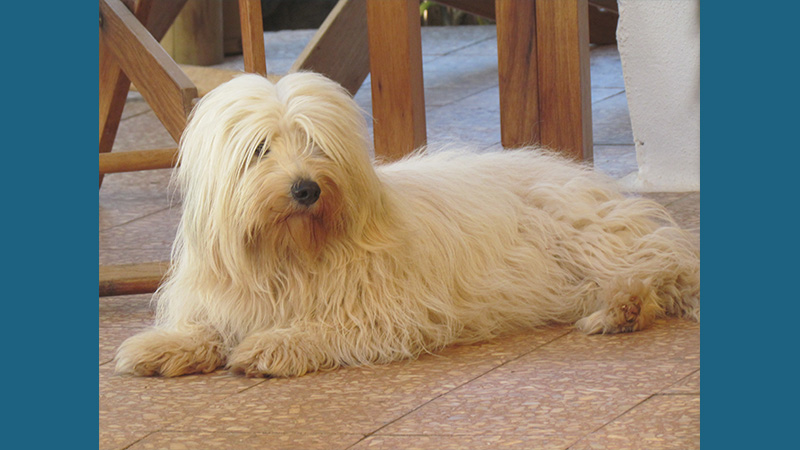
(114, 72), (700, 378)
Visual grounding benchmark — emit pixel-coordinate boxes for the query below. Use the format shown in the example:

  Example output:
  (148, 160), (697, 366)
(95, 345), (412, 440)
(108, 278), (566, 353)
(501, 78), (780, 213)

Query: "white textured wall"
(616, 0), (700, 192)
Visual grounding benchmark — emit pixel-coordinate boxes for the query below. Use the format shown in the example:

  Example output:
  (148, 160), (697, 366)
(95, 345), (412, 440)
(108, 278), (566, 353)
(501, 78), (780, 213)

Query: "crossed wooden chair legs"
(99, 0), (599, 296)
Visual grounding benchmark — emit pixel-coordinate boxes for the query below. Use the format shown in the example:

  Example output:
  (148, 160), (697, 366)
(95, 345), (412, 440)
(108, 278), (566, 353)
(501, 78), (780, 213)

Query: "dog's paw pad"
(620, 295), (642, 324)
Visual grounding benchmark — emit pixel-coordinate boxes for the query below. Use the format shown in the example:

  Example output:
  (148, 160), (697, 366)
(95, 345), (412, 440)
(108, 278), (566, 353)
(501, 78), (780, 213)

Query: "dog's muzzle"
(291, 179), (321, 207)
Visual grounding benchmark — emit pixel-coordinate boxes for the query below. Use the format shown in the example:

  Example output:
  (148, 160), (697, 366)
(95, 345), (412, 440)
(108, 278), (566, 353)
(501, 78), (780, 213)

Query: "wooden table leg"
(497, 0), (592, 161)
(366, 0), (426, 160)
(496, 0), (540, 150)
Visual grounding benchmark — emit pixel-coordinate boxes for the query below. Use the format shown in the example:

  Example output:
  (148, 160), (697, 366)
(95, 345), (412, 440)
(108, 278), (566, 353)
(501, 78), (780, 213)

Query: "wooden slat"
(100, 0), (198, 143)
(535, 0), (592, 161)
(100, 147), (178, 174)
(291, 0), (370, 96)
(496, 0), (540, 148)
(366, 0), (426, 160)
(100, 261), (170, 297)
(239, 0), (267, 75)
(99, 0), (154, 188)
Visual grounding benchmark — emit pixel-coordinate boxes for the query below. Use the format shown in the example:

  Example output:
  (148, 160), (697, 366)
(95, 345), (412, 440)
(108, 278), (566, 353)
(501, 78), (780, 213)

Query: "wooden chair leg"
(496, 0), (592, 161)
(239, 0), (267, 75)
(99, 0), (188, 187)
(100, 0), (197, 143)
(99, 0), (154, 188)
(366, 0), (426, 160)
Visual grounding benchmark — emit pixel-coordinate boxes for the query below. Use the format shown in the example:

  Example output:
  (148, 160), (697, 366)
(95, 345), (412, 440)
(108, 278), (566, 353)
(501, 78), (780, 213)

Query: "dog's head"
(175, 73), (385, 274)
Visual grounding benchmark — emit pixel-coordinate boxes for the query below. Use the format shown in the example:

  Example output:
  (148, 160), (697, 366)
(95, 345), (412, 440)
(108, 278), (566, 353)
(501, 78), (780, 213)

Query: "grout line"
(591, 89), (626, 104)
(120, 108), (153, 122)
(344, 328), (574, 449)
(564, 394), (658, 450)
(591, 90), (626, 105)
(120, 431), (156, 450)
(436, 35), (497, 58)
(425, 83), (500, 112)
(658, 367), (700, 393)
(111, 376), (270, 447)
(100, 204), (176, 233)
(564, 364), (700, 450)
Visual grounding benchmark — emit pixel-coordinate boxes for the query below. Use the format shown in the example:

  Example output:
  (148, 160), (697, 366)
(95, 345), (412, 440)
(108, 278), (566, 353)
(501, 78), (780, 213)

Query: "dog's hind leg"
(574, 277), (660, 334)
(114, 325), (225, 377)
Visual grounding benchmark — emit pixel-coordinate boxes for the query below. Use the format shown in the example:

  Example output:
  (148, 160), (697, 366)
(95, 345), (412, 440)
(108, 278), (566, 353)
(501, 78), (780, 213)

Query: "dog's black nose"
(291, 179), (321, 206)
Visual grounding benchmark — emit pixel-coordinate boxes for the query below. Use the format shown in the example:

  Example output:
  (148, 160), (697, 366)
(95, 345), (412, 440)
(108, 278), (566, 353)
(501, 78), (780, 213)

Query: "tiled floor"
(100, 26), (700, 450)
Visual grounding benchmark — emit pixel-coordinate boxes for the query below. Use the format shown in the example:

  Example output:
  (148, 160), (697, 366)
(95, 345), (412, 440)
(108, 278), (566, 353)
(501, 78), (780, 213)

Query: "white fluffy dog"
(115, 72), (699, 378)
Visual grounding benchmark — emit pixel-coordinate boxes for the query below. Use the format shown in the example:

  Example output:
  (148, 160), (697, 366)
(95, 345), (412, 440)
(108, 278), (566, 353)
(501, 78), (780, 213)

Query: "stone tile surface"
(128, 432), (363, 450)
(594, 144), (637, 179)
(527, 319), (699, 363)
(569, 395), (700, 450)
(100, 294), (156, 328)
(592, 92), (634, 145)
(99, 365), (263, 438)
(99, 206), (181, 265)
(166, 327), (570, 435)
(376, 358), (697, 447)
(664, 192), (700, 233)
(99, 429), (151, 450)
(352, 434), (566, 450)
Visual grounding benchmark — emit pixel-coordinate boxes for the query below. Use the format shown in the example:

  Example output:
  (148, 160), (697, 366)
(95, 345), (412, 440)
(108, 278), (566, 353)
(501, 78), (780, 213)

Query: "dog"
(114, 72), (700, 378)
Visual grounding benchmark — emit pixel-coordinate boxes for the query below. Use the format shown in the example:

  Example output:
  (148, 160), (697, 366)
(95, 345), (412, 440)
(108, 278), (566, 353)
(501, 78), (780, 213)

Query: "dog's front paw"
(228, 329), (329, 378)
(114, 328), (225, 377)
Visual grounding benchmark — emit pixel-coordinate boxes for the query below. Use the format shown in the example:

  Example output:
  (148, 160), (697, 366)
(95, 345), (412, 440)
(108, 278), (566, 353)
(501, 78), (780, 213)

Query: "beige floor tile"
(100, 365), (263, 435)
(128, 431), (363, 450)
(375, 358), (697, 445)
(100, 429), (151, 450)
(663, 192), (700, 233)
(100, 326), (147, 365)
(113, 110), (177, 152)
(590, 45), (626, 89)
(593, 144), (637, 179)
(121, 92), (152, 120)
(100, 294), (156, 328)
(569, 395), (700, 450)
(527, 318), (700, 363)
(99, 170), (176, 231)
(352, 434), (568, 450)
(164, 327), (569, 435)
(592, 93), (634, 145)
(99, 206), (180, 265)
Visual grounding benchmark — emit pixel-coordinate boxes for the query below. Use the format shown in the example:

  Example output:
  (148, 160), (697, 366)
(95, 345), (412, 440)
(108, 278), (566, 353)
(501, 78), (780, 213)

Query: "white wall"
(616, 0), (700, 192)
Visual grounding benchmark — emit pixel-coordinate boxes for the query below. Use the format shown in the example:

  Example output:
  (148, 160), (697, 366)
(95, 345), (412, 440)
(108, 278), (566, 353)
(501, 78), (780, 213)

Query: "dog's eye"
(254, 141), (270, 158)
